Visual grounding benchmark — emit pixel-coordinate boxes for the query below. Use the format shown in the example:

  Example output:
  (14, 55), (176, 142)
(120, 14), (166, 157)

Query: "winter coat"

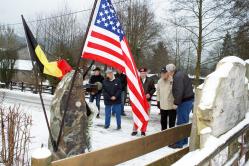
(156, 78), (175, 110)
(102, 78), (122, 105)
(172, 71), (194, 105)
(89, 75), (104, 94)
(115, 73), (127, 91)
(141, 76), (156, 101)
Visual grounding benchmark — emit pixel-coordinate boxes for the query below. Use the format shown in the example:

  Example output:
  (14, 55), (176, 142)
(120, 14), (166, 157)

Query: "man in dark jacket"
(115, 70), (127, 116)
(139, 68), (156, 102)
(166, 64), (194, 148)
(102, 69), (122, 130)
(131, 67), (156, 136)
(89, 67), (104, 118)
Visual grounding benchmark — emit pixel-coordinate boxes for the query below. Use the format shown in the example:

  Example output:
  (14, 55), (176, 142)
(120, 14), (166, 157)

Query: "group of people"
(157, 64), (194, 148)
(88, 64), (194, 149)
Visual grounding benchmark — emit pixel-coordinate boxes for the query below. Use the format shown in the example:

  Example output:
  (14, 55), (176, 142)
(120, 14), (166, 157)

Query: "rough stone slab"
(190, 56), (248, 150)
(48, 70), (88, 160)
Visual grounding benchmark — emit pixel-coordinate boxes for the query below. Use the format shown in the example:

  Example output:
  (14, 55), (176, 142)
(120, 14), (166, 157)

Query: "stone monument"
(48, 70), (89, 160)
(190, 56), (249, 150)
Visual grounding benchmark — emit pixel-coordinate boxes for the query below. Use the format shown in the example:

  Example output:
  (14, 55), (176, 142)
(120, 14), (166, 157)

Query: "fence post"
(51, 86), (54, 95)
(200, 127), (212, 149)
(21, 82), (24, 92)
(10, 81), (12, 90)
(31, 147), (52, 166)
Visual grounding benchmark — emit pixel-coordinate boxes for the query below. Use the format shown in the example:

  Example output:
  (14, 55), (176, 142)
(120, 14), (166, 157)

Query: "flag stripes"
(82, 0), (149, 130)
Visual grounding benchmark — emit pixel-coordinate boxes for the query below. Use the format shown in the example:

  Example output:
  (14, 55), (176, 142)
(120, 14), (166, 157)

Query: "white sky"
(0, 0), (169, 25)
(0, 0), (94, 24)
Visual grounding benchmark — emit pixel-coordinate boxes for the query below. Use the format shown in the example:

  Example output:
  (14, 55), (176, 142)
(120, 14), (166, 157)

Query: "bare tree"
(0, 103), (32, 166)
(169, 0), (232, 86)
(33, 5), (85, 67)
(0, 26), (18, 86)
(116, 0), (162, 67)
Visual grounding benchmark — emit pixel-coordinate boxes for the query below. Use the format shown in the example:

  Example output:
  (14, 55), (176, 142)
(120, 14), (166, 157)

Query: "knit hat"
(166, 64), (176, 72)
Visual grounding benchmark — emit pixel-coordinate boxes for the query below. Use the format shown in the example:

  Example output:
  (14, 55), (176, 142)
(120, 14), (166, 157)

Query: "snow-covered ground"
(0, 89), (178, 165)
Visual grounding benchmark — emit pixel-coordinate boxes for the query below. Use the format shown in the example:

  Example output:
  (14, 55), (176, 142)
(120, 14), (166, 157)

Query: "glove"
(157, 101), (160, 109)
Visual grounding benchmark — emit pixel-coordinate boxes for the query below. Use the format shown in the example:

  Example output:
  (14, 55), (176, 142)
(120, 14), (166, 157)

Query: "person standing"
(166, 64), (194, 148)
(115, 70), (127, 116)
(102, 69), (122, 130)
(131, 67), (156, 136)
(89, 67), (104, 118)
(157, 67), (176, 131)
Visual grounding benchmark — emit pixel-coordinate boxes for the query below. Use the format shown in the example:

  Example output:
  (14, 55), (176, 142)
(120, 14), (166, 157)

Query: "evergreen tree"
(221, 32), (234, 58)
(149, 41), (169, 73)
(234, 24), (249, 60)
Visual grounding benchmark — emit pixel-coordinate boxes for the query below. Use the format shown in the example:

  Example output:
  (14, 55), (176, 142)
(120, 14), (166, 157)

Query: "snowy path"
(0, 89), (177, 165)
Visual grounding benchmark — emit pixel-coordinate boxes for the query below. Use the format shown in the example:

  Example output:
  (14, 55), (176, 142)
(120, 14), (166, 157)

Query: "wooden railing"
(196, 124), (249, 166)
(32, 123), (192, 166)
(1, 81), (55, 95)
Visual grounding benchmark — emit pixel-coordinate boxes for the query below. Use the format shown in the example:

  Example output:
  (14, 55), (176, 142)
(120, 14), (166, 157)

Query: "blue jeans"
(105, 104), (122, 128)
(89, 93), (101, 111)
(176, 99), (194, 147)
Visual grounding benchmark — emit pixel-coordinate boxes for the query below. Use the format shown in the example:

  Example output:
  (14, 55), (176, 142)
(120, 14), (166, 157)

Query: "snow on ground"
(0, 89), (177, 165)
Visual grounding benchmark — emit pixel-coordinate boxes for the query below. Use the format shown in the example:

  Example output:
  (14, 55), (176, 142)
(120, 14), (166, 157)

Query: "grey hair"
(166, 64), (176, 72)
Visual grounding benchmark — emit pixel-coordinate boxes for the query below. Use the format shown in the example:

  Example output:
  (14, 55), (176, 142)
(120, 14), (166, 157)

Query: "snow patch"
(219, 56), (246, 66)
(32, 147), (51, 159)
(14, 60), (33, 71)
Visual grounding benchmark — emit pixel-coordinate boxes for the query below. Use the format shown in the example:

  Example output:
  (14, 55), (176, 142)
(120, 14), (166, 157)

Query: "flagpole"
(21, 15), (57, 151)
(55, 0), (99, 151)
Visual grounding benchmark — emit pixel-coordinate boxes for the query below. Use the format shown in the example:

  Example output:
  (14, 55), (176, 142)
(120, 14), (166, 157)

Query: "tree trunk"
(194, 0), (203, 87)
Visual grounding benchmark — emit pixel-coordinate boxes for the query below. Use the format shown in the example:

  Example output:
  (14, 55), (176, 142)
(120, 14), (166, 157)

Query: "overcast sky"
(0, 0), (169, 24)
(0, 0), (95, 24)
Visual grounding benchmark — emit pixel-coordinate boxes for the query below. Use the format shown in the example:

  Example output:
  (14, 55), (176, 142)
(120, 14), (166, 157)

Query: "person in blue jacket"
(102, 69), (122, 130)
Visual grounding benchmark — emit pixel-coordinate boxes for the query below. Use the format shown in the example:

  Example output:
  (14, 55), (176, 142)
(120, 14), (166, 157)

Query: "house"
(0, 45), (35, 84)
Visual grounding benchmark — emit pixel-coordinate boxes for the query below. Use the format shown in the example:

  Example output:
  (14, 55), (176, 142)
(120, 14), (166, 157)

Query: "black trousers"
(160, 109), (177, 131)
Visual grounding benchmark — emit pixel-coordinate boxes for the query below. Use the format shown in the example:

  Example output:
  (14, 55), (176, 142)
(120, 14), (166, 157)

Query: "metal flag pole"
(55, 0), (99, 151)
(21, 15), (56, 151)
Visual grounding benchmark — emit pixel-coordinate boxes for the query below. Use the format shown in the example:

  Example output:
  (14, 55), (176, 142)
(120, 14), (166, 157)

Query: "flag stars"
(112, 26), (117, 31)
(104, 23), (108, 27)
(99, 12), (104, 17)
(102, 4), (106, 9)
(105, 10), (109, 14)
(102, 17), (106, 22)
(116, 22), (120, 27)
(107, 15), (112, 20)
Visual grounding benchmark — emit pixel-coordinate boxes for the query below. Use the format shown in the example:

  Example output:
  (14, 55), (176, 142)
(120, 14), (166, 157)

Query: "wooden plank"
(146, 147), (189, 166)
(52, 123), (192, 166)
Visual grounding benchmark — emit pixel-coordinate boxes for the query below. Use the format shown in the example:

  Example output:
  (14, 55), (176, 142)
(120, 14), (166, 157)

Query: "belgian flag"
(21, 15), (72, 79)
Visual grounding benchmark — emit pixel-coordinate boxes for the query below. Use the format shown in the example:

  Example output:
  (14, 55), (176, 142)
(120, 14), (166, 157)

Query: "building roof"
(14, 60), (33, 71)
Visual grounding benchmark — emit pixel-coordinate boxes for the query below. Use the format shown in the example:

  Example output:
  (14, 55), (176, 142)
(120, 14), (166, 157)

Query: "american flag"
(82, 0), (149, 130)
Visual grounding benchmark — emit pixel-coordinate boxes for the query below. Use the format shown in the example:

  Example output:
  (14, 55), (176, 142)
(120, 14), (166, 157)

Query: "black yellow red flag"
(21, 15), (72, 79)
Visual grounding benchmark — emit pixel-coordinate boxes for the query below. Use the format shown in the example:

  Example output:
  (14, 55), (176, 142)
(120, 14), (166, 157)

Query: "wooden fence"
(1, 81), (55, 95)
(3, 81), (158, 106)
(32, 123), (192, 166)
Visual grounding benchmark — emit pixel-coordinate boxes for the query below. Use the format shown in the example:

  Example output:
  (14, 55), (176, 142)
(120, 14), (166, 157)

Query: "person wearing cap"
(157, 67), (177, 131)
(89, 67), (104, 118)
(166, 64), (194, 149)
(131, 67), (156, 136)
(102, 69), (122, 130)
